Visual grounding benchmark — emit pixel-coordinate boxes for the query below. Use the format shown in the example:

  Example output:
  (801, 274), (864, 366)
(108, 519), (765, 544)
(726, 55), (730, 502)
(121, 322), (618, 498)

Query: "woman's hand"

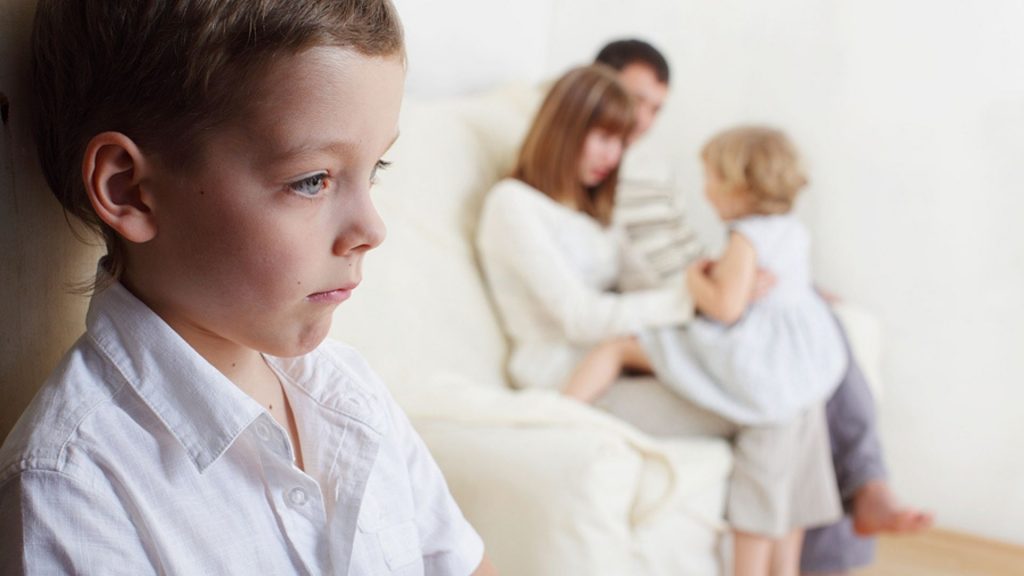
(816, 286), (843, 305)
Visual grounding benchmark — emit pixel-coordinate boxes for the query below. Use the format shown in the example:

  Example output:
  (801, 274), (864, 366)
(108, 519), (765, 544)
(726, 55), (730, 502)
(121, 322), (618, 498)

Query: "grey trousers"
(800, 320), (886, 573)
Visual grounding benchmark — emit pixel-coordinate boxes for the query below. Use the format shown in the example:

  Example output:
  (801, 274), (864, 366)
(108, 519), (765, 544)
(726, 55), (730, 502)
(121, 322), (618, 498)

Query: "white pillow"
(330, 96), (512, 395)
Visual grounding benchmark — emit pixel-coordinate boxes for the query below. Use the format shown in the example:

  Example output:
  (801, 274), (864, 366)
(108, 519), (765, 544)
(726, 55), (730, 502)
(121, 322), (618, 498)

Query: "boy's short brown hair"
(31, 0), (404, 280)
(701, 126), (808, 215)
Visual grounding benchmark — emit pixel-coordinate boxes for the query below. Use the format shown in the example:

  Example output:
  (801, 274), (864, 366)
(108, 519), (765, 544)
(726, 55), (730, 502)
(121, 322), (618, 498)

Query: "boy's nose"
(332, 193), (386, 256)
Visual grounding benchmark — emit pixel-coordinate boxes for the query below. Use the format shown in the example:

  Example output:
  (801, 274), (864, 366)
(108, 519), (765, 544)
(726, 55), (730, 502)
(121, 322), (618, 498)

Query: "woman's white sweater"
(476, 178), (692, 391)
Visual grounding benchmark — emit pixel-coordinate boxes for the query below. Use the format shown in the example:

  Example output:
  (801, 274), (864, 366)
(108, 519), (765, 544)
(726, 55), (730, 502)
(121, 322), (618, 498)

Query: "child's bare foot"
(852, 480), (934, 535)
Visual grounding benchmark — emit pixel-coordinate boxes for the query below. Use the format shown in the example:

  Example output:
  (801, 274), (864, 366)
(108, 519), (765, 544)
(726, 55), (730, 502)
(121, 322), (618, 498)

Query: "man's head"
(595, 39), (670, 142)
(32, 0), (405, 282)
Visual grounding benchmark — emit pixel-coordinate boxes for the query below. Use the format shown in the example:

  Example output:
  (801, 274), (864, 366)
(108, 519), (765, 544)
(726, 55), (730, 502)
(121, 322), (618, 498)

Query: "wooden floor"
(856, 529), (1024, 576)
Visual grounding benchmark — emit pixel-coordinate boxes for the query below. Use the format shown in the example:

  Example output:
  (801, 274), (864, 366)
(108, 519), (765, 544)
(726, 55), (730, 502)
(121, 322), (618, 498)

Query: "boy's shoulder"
(0, 335), (128, 484)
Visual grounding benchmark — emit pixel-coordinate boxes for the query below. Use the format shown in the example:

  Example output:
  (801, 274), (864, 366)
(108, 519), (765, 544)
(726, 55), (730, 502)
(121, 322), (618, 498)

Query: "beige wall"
(1, 0), (102, 441)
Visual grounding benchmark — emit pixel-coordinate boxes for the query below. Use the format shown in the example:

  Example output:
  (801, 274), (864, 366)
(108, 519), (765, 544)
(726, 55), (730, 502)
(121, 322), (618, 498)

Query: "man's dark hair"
(594, 39), (670, 85)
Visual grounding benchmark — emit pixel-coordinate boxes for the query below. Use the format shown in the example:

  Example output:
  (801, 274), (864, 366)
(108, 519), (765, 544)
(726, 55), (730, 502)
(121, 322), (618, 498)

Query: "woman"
(477, 64), (691, 395)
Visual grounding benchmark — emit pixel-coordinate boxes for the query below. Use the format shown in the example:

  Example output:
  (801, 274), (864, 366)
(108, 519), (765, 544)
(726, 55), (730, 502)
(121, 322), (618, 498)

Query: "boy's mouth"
(307, 284), (358, 303)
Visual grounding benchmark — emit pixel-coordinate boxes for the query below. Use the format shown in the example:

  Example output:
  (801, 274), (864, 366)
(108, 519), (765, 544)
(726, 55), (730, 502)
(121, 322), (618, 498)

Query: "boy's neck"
(217, 349), (280, 396)
(119, 272), (279, 393)
(176, 329), (280, 399)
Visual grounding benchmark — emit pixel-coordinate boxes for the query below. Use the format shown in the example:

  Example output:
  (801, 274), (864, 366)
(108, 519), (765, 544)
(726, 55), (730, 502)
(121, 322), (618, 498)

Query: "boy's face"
(132, 47), (404, 358)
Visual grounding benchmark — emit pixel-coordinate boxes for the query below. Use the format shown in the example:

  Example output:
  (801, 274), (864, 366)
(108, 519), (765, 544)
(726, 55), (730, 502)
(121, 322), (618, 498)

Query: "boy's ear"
(82, 132), (158, 243)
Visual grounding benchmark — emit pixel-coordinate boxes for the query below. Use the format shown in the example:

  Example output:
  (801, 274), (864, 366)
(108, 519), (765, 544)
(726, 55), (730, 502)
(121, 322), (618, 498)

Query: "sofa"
(327, 84), (883, 576)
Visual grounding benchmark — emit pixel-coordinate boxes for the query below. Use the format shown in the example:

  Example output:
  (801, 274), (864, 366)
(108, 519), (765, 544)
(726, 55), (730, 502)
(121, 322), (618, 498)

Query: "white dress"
(640, 215), (847, 425)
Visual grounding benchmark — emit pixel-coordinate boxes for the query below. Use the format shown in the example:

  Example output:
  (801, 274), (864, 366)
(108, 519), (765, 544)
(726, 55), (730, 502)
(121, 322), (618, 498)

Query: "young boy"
(0, 1), (493, 574)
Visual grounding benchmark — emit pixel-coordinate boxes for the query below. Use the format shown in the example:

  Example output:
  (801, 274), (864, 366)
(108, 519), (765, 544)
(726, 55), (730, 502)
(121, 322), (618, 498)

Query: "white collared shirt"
(0, 280), (484, 575)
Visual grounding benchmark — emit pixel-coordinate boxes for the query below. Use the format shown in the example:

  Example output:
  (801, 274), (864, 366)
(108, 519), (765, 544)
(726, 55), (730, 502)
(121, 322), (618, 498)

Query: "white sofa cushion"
(402, 377), (731, 576)
(330, 95), (522, 395)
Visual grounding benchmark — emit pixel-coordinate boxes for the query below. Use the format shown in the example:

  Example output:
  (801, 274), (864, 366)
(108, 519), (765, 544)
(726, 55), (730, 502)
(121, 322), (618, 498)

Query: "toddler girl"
(569, 126), (847, 575)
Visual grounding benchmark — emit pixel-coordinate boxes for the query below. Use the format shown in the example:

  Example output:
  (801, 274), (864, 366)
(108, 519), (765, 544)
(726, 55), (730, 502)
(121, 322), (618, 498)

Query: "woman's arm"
(685, 231), (758, 325)
(477, 182), (691, 344)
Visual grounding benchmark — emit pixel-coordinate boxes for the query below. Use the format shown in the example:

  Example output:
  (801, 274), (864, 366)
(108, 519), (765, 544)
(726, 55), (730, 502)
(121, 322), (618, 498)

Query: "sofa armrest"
(416, 421), (645, 576)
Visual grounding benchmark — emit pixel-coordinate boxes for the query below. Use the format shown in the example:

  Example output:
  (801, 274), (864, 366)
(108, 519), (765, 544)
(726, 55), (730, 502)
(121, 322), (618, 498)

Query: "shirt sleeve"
(614, 225), (665, 291)
(478, 181), (692, 345)
(613, 179), (707, 283)
(386, 396), (485, 576)
(0, 470), (155, 575)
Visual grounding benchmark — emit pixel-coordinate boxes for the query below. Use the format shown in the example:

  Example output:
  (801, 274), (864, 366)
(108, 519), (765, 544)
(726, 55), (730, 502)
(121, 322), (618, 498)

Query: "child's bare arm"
(685, 232), (758, 325)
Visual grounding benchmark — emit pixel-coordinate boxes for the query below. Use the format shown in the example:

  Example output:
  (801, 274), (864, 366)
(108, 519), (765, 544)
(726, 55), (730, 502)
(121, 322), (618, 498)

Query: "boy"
(0, 1), (494, 574)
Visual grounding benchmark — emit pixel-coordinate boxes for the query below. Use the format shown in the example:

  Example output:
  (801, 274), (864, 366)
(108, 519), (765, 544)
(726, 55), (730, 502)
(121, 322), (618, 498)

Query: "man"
(596, 39), (932, 575)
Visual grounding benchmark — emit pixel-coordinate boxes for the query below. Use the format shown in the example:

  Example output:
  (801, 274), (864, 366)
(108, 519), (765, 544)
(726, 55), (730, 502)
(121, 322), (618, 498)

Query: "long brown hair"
(513, 65), (634, 226)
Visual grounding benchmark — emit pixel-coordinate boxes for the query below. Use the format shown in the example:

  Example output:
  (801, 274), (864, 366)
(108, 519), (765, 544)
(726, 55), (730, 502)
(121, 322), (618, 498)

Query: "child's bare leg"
(771, 529), (804, 576)
(563, 337), (649, 403)
(852, 479), (933, 535)
(734, 530), (773, 576)
(618, 336), (653, 373)
(562, 338), (628, 402)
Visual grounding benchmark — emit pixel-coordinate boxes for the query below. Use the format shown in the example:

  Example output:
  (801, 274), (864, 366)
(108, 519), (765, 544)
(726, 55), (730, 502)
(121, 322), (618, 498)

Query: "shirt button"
(288, 487), (308, 506)
(255, 421), (272, 441)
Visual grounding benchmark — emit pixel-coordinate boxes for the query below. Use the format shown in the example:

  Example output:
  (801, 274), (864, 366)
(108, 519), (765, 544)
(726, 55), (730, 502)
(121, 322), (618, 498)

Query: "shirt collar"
(268, 347), (388, 436)
(86, 279), (264, 473)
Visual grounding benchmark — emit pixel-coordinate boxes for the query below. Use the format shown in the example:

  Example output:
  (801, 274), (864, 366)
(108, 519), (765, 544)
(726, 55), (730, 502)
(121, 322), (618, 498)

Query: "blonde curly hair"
(701, 126), (808, 215)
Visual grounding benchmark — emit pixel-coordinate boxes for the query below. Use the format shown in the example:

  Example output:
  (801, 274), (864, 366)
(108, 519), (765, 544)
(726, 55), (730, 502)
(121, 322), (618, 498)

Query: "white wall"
(397, 0), (553, 96)
(394, 0), (1024, 545)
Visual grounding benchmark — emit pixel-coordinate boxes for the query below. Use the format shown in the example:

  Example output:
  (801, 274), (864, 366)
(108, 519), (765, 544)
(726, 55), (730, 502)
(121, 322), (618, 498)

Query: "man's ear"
(82, 132), (158, 243)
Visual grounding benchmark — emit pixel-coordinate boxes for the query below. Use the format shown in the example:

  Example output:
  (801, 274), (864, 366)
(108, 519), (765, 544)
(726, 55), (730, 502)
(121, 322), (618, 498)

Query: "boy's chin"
(262, 323), (332, 358)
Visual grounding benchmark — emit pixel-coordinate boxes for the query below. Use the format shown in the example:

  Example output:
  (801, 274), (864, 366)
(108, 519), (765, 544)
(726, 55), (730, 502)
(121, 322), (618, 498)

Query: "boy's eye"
(370, 159), (392, 184)
(289, 173), (328, 197)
